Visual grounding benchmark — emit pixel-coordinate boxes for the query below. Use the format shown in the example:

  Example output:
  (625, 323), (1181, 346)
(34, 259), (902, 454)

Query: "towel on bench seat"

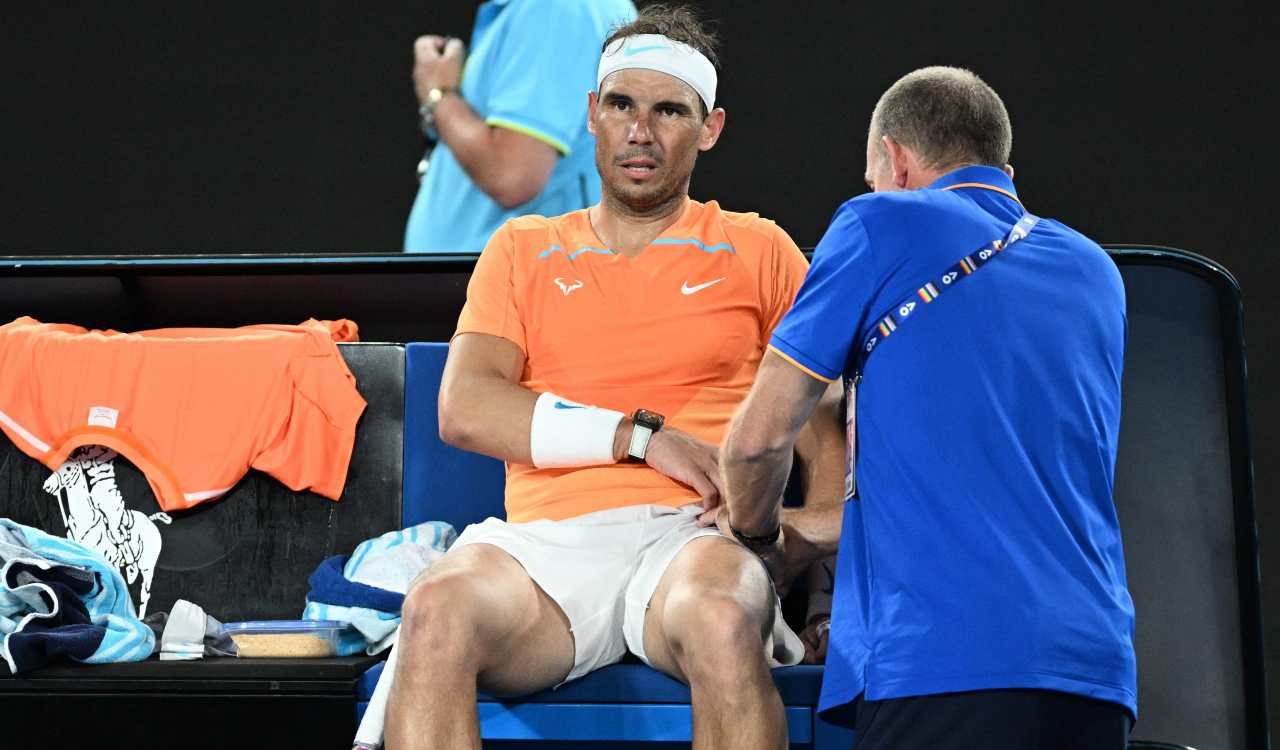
(0, 518), (153, 673)
(304, 521), (455, 655)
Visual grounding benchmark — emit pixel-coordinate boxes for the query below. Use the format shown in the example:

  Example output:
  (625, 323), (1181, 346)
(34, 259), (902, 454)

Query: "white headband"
(596, 34), (717, 112)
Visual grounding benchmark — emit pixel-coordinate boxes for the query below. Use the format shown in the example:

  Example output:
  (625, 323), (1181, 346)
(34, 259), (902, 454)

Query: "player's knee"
(663, 585), (772, 670)
(399, 571), (483, 654)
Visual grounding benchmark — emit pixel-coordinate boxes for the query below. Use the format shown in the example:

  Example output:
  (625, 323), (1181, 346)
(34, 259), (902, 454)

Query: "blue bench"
(356, 341), (855, 748)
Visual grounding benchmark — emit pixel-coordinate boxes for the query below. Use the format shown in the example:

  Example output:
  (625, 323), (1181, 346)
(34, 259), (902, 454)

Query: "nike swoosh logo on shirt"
(681, 277), (727, 295)
(554, 401), (585, 410)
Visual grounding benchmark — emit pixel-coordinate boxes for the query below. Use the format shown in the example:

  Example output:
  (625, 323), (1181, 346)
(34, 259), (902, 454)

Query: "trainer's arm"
(783, 379), (846, 567)
(722, 351), (831, 535)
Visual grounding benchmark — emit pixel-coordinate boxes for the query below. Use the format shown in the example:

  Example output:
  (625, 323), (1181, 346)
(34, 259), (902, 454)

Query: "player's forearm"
(440, 374), (636, 469)
(437, 371), (538, 463)
(435, 97), (547, 208)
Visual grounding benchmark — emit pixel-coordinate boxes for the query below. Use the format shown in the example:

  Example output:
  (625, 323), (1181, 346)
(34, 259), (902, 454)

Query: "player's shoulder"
(503, 213), (558, 235)
(491, 210), (592, 256)
(698, 200), (795, 254)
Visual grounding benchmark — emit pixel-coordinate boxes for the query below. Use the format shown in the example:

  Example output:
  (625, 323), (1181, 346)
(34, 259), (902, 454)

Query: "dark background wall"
(1, 0), (1275, 734)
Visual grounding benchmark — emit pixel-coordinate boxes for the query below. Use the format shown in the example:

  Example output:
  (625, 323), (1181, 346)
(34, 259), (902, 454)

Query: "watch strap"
(625, 409), (664, 463)
(730, 522), (781, 548)
(626, 422), (655, 462)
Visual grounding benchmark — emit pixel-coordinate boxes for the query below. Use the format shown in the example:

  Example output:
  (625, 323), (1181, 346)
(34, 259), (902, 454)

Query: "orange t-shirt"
(455, 199), (809, 522)
(0, 317), (366, 512)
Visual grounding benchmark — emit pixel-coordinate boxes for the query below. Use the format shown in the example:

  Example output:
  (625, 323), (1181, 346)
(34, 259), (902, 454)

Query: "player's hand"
(799, 615), (831, 664)
(413, 35), (465, 103)
(644, 427), (724, 510)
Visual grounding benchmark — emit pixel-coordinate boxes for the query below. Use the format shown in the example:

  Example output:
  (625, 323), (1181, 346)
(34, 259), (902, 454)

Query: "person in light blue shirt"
(718, 66), (1136, 748)
(405, 0), (636, 253)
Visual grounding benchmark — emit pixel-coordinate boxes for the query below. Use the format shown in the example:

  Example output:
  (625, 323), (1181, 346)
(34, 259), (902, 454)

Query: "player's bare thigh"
(400, 541), (576, 696)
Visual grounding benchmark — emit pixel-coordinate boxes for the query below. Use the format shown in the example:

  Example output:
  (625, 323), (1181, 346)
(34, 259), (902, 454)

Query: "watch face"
(634, 409), (664, 430)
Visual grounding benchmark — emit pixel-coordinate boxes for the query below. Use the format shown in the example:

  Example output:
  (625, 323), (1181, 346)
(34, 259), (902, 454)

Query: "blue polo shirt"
(405, 0), (636, 253)
(770, 166), (1137, 721)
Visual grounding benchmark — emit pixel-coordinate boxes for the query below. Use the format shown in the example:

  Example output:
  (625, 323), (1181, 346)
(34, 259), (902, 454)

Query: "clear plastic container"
(221, 619), (348, 658)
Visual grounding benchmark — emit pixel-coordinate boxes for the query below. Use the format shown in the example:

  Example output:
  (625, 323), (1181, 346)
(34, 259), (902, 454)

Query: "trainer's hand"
(413, 35), (465, 103)
(727, 506), (783, 588)
(700, 506), (813, 596)
(799, 615), (831, 664)
(644, 427), (724, 510)
(703, 506), (789, 590)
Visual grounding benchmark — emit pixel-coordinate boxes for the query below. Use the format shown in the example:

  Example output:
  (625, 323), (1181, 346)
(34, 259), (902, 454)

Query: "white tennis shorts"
(451, 503), (805, 682)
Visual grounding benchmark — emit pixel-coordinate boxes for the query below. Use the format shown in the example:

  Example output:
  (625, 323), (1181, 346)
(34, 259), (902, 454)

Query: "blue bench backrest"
(403, 342), (506, 531)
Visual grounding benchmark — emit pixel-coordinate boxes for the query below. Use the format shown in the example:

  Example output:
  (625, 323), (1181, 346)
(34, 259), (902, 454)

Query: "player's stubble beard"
(598, 145), (698, 222)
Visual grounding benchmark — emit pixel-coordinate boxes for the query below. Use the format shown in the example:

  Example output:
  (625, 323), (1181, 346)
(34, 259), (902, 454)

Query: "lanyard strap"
(855, 211), (1039, 378)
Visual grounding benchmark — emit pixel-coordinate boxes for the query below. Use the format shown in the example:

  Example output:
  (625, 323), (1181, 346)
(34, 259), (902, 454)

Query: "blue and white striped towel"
(0, 518), (155, 673)
(303, 521), (455, 655)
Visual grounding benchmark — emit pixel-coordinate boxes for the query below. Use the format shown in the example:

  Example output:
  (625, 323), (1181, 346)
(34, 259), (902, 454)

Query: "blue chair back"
(403, 342), (506, 531)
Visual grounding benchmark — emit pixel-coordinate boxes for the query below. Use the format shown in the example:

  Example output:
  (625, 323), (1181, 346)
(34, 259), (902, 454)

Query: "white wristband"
(529, 392), (625, 468)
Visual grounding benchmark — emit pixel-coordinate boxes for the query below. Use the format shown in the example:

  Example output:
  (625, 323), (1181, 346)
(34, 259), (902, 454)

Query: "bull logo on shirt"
(554, 277), (584, 296)
(41, 445), (171, 617)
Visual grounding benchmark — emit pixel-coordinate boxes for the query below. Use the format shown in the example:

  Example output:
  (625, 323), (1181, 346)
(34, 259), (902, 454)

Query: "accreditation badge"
(844, 375), (857, 500)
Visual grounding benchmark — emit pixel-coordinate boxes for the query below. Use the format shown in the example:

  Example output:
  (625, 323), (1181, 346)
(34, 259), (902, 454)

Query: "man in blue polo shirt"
(405, 0), (636, 253)
(716, 66), (1136, 747)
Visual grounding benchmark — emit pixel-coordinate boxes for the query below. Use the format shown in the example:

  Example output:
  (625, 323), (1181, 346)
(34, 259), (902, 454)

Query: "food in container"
(220, 620), (348, 657)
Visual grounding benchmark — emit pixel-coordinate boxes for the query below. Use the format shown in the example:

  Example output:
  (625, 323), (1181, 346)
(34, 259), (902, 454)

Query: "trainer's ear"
(1003, 163), (1015, 179)
(882, 135), (911, 190)
(698, 107), (726, 152)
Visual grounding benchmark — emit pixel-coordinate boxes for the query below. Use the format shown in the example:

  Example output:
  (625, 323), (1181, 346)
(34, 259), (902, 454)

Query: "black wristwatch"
(625, 409), (664, 463)
(730, 522), (781, 550)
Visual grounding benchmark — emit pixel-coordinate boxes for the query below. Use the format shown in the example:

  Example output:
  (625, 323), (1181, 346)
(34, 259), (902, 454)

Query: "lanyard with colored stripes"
(854, 211), (1040, 379)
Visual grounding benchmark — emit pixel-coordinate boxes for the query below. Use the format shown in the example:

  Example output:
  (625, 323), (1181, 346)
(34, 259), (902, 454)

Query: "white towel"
(353, 630), (400, 750)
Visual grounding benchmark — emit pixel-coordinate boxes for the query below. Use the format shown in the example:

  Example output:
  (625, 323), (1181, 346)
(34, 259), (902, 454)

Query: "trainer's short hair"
(602, 3), (720, 116)
(870, 66), (1012, 171)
